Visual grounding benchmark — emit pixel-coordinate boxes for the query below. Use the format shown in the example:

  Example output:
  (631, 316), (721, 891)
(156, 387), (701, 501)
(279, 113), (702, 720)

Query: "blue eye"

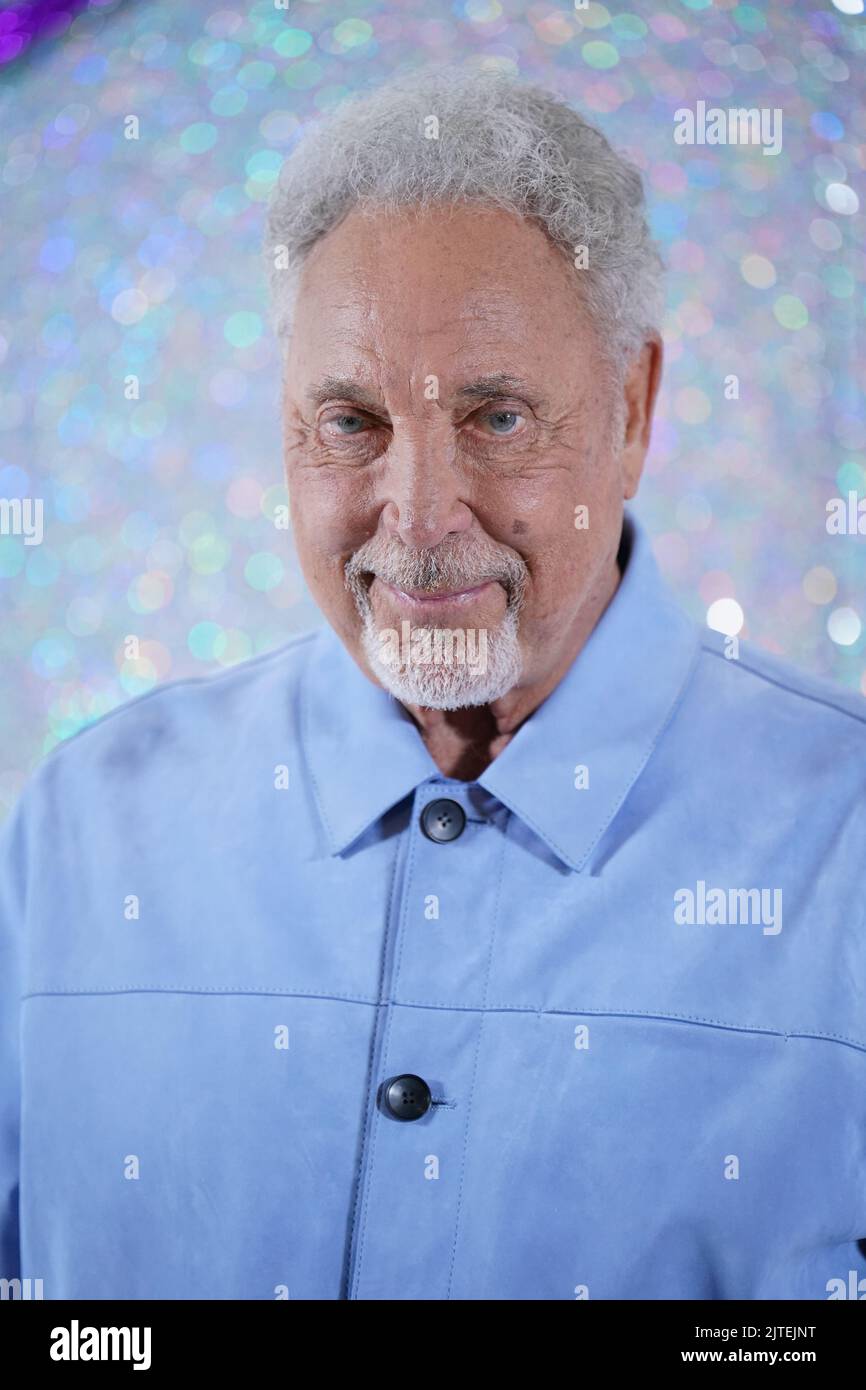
(333, 414), (366, 434)
(484, 410), (521, 435)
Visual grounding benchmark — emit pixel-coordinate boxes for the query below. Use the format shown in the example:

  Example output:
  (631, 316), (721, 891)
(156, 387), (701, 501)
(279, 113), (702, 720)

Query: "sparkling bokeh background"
(0, 0), (864, 820)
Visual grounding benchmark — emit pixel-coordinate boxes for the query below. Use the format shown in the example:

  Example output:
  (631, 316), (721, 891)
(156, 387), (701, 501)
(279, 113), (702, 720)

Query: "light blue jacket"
(2, 509), (865, 1300)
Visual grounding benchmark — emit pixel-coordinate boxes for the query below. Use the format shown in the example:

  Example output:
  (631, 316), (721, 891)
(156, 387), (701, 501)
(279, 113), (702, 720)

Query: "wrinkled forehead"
(286, 202), (599, 382)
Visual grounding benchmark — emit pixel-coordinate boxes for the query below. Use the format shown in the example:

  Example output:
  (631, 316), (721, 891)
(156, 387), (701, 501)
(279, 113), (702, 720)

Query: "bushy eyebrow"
(304, 377), (381, 412)
(304, 372), (549, 413)
(455, 374), (548, 411)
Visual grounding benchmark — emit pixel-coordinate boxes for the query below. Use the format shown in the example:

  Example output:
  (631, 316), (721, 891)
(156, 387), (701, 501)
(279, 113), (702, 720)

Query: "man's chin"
(361, 631), (523, 709)
(372, 667), (518, 710)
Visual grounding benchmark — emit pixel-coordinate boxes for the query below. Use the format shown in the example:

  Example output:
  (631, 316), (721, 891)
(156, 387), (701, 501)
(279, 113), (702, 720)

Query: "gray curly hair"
(262, 63), (665, 386)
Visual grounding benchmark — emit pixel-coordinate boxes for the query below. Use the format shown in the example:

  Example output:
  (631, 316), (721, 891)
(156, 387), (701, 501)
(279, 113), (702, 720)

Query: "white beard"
(358, 607), (523, 709)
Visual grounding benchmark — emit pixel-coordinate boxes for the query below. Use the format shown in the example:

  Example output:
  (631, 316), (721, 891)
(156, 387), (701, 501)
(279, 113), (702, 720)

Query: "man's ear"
(620, 334), (664, 500)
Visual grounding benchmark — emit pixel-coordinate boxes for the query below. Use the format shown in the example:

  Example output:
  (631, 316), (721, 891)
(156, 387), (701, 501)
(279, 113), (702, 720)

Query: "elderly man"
(1, 66), (865, 1304)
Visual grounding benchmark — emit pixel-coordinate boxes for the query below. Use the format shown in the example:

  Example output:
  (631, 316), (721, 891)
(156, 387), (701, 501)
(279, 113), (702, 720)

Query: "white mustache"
(344, 535), (528, 607)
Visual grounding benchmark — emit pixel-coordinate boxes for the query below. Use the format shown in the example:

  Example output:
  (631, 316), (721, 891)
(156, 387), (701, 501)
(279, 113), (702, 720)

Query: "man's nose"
(380, 442), (473, 550)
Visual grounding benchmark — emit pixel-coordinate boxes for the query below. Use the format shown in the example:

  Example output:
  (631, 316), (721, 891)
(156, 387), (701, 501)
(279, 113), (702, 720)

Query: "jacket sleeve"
(0, 792), (28, 1284)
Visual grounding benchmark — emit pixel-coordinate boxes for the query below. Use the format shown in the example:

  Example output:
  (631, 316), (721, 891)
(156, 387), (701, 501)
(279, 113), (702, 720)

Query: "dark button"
(381, 1074), (432, 1121)
(420, 798), (466, 843)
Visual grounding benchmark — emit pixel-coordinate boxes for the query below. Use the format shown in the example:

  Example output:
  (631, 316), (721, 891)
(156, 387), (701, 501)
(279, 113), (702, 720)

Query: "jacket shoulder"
(13, 628), (325, 808)
(697, 627), (866, 738)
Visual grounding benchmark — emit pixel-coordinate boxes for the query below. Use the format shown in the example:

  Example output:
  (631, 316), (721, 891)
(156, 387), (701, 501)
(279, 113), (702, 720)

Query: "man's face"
(281, 202), (653, 708)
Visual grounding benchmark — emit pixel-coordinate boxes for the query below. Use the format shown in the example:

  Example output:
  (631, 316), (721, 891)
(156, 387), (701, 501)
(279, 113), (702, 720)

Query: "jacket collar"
(301, 508), (701, 869)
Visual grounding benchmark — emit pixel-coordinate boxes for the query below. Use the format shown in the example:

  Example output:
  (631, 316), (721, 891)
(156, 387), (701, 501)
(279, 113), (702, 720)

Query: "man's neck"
(402, 549), (624, 781)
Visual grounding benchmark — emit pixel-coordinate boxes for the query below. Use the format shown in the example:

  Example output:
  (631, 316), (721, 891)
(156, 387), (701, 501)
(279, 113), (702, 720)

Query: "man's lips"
(372, 576), (498, 606)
